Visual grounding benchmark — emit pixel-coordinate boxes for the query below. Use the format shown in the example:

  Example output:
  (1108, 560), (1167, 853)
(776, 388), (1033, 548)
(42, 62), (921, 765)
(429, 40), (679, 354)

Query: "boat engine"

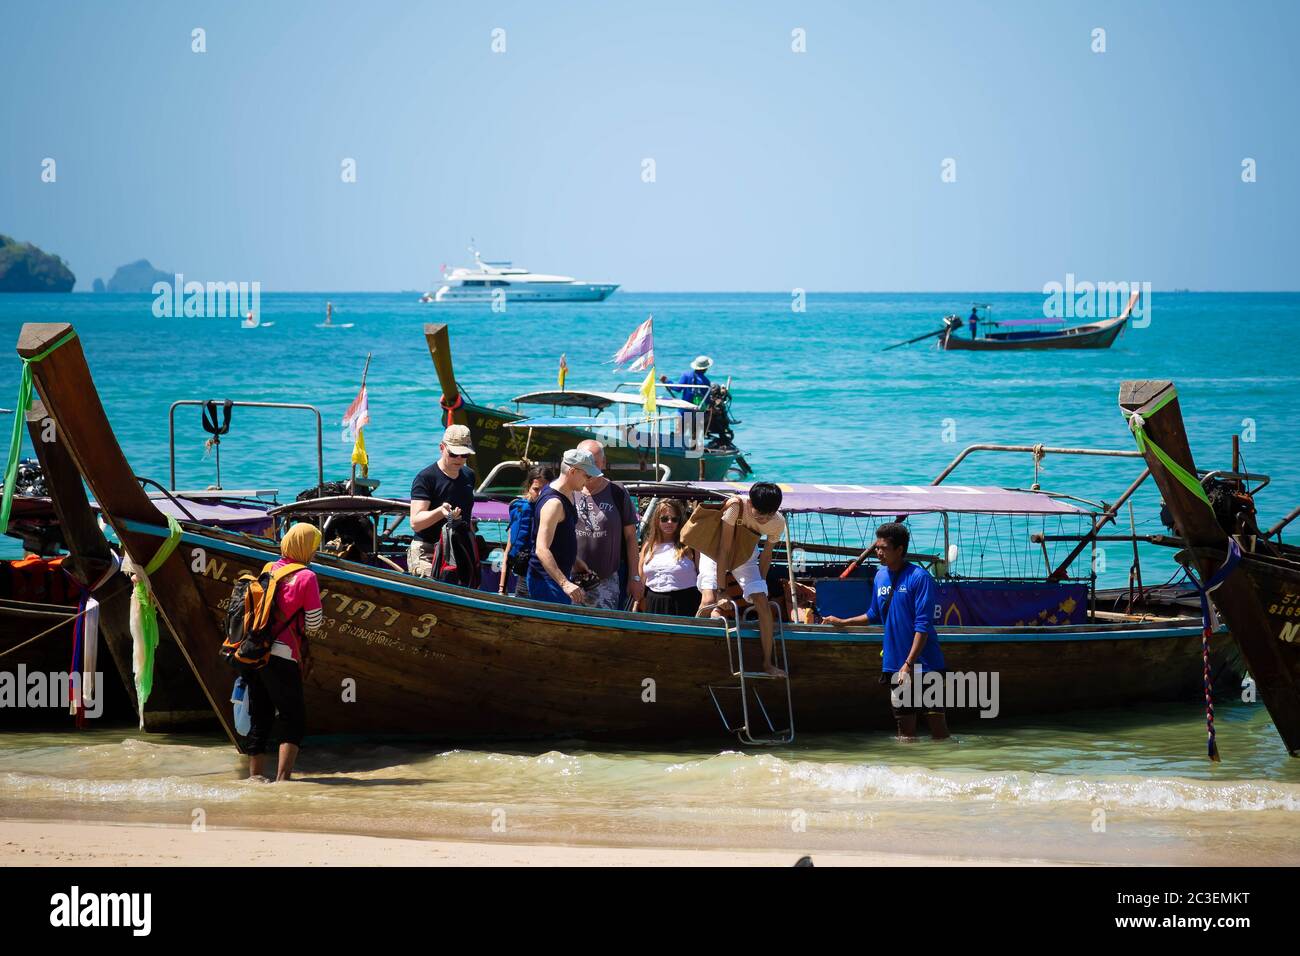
(1160, 476), (1262, 539)
(702, 384), (739, 450)
(295, 480), (375, 560)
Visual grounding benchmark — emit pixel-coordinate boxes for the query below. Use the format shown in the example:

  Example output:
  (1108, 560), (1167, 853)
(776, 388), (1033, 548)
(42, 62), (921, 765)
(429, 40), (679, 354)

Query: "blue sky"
(2, 0), (1296, 291)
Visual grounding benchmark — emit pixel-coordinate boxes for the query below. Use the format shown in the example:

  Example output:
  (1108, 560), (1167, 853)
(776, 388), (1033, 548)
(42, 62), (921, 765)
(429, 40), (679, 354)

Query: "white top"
(643, 542), (698, 593)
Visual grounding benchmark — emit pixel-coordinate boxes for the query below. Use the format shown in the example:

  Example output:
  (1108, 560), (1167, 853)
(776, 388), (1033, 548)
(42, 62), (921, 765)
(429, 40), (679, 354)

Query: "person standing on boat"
(574, 439), (642, 609)
(661, 356), (713, 445)
(697, 482), (787, 678)
(662, 355), (713, 406)
(499, 464), (556, 597)
(527, 449), (600, 605)
(247, 523), (323, 782)
(638, 499), (700, 616)
(409, 424), (477, 580)
(822, 522), (949, 741)
(969, 306), (979, 340)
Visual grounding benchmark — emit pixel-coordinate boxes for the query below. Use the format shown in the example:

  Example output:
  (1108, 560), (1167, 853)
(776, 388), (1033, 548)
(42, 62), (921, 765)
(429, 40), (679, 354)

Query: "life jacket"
(428, 518), (481, 588)
(220, 561), (306, 671)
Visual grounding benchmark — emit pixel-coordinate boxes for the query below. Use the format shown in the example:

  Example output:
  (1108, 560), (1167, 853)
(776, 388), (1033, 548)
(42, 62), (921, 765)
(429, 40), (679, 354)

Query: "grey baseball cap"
(562, 447), (603, 478)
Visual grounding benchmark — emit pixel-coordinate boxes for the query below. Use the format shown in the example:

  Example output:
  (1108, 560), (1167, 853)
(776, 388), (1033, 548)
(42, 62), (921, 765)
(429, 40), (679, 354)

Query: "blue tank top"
(527, 485), (578, 580)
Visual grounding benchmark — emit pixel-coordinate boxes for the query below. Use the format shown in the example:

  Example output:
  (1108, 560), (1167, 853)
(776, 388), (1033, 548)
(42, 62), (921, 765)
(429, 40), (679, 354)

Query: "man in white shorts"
(696, 481), (786, 677)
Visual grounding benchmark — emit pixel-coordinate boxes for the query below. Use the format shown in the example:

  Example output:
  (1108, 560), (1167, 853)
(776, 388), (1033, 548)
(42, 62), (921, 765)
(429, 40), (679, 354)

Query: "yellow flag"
(640, 366), (656, 415)
(351, 428), (369, 478)
(558, 353), (568, 391)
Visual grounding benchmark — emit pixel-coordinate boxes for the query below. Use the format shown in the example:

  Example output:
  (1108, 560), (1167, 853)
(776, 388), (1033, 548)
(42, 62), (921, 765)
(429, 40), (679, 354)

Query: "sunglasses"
(444, 449), (469, 459)
(658, 515), (679, 523)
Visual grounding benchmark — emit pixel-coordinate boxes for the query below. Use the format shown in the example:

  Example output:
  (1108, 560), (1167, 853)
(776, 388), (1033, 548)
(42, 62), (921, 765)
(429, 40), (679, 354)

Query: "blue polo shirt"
(667, 370), (710, 409)
(867, 562), (945, 673)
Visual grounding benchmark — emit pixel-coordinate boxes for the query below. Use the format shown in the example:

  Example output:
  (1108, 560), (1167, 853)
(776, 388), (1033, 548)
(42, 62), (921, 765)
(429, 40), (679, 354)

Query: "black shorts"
(880, 670), (947, 718)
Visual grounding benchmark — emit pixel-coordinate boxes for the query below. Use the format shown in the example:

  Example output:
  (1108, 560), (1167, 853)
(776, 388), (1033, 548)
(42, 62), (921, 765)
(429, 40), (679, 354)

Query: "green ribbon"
(133, 578), (160, 710)
(1, 329), (78, 534)
(1124, 390), (1213, 509)
(132, 514), (182, 713)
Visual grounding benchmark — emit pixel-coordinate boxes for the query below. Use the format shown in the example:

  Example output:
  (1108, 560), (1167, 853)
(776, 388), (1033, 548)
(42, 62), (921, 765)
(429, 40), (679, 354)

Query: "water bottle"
(231, 676), (251, 736)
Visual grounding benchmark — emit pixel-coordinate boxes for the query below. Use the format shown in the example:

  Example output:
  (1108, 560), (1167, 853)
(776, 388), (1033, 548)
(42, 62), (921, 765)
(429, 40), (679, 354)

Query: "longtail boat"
(1119, 379), (1300, 756)
(2, 401), (273, 731)
(17, 322), (1243, 750)
(939, 291), (1138, 351)
(425, 324), (749, 492)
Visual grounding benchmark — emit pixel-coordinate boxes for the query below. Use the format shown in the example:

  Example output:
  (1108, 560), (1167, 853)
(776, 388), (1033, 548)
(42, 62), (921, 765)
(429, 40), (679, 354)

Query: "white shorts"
(696, 546), (767, 599)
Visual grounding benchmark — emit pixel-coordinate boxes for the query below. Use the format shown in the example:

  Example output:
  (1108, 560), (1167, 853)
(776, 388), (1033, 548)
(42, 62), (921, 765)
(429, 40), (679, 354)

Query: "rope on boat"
(1183, 538), (1242, 763)
(1124, 399), (1235, 761)
(439, 394), (464, 427)
(0, 329), (78, 535)
(0, 579), (133, 660)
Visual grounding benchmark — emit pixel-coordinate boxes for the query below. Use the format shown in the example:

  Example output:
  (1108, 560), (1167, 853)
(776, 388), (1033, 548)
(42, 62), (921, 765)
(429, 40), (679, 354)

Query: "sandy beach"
(0, 819), (1056, 867)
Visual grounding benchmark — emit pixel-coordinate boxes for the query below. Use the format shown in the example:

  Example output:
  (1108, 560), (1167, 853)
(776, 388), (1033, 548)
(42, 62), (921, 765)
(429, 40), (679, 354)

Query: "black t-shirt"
(411, 463), (476, 543)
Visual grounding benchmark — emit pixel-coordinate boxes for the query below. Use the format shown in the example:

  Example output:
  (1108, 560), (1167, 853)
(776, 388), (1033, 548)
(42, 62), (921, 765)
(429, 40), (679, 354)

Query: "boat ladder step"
(706, 602), (795, 746)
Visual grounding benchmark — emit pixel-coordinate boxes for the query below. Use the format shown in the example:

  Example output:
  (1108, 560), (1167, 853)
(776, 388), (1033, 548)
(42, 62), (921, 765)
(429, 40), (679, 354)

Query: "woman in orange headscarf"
(247, 522), (322, 782)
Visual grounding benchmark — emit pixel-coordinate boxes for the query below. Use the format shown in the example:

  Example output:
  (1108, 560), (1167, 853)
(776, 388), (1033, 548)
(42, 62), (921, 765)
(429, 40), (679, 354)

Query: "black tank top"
(527, 485), (578, 580)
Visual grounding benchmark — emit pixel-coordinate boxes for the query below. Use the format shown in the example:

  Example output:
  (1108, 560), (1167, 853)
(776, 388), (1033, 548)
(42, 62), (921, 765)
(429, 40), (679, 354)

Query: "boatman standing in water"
(409, 424), (477, 581)
(822, 522), (950, 741)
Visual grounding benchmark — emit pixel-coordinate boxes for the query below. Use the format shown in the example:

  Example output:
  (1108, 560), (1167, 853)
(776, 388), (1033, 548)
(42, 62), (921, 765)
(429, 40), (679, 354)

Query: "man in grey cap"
(574, 439), (642, 609)
(409, 424), (477, 581)
(527, 448), (601, 605)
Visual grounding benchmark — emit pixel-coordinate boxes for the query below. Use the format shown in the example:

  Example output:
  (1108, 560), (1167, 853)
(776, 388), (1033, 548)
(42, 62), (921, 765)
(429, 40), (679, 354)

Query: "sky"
(2, 0), (1297, 291)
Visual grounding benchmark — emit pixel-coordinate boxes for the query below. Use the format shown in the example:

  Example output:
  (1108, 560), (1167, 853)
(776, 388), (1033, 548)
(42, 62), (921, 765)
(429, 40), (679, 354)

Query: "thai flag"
(612, 315), (654, 370)
(343, 386), (369, 440)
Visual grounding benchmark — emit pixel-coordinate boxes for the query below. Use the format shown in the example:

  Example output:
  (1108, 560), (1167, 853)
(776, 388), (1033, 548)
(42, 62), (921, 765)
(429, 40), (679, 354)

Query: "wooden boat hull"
(943, 314), (1127, 351)
(1120, 379), (1300, 755)
(127, 517), (1239, 743)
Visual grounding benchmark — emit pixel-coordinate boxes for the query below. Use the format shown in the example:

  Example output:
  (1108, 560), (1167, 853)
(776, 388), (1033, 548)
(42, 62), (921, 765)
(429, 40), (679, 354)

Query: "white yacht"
(426, 249), (618, 303)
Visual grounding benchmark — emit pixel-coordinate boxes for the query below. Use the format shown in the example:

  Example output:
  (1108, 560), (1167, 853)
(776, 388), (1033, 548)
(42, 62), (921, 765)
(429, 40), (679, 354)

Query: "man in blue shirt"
(822, 522), (950, 741)
(661, 355), (713, 405)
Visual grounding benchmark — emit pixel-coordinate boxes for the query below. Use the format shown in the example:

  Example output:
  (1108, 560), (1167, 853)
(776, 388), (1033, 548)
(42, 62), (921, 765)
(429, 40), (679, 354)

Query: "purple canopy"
(623, 481), (1087, 516)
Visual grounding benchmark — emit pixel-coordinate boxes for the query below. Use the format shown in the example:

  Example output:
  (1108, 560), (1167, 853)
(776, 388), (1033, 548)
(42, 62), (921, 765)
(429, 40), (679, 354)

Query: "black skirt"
(643, 585), (702, 617)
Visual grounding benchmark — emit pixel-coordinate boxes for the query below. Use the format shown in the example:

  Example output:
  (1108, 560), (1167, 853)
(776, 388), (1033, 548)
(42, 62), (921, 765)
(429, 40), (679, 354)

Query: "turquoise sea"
(2, 291), (1298, 862)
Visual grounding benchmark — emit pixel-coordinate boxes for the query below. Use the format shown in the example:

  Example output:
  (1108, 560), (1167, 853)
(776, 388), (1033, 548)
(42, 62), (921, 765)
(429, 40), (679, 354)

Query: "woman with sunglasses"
(637, 499), (700, 616)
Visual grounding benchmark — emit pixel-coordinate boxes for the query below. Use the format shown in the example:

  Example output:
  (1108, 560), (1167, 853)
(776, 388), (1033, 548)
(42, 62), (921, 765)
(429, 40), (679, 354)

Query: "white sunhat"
(691, 355), (714, 371)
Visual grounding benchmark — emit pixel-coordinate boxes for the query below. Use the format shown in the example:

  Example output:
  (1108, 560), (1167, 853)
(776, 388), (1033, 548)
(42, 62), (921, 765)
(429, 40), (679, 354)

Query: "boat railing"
(931, 443), (1143, 488)
(168, 400), (323, 492)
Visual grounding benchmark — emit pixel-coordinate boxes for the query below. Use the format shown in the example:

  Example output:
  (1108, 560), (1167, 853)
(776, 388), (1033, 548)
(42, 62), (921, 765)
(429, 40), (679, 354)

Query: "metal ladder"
(707, 601), (795, 745)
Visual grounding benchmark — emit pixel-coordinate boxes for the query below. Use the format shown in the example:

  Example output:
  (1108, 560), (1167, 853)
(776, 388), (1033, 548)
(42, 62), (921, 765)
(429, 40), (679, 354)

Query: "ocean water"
(2, 291), (1299, 860)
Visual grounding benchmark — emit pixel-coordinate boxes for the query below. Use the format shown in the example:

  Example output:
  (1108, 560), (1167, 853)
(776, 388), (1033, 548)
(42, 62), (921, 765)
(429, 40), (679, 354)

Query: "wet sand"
(1, 819), (1059, 867)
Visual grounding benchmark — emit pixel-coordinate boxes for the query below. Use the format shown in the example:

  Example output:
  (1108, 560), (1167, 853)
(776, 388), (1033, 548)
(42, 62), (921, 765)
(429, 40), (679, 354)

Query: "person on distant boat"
(247, 522), (323, 783)
(409, 424), (477, 582)
(661, 355), (713, 407)
(574, 439), (642, 609)
(697, 483), (787, 678)
(661, 356), (713, 447)
(499, 464), (556, 597)
(969, 306), (979, 339)
(638, 499), (700, 616)
(821, 522), (949, 741)
(527, 449), (600, 605)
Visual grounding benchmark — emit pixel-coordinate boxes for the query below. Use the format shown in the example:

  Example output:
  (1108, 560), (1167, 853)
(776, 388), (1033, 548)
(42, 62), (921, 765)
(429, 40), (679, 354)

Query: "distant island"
(94, 259), (172, 293)
(0, 235), (75, 292)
